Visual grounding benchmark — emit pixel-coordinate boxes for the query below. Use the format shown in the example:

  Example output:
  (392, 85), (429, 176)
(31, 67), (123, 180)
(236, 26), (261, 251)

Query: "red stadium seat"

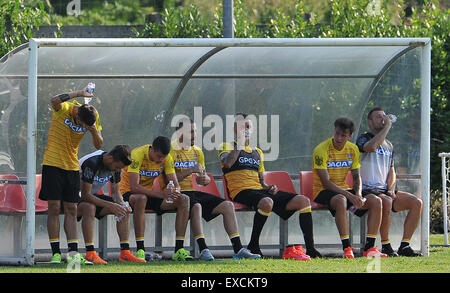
(299, 171), (354, 209)
(262, 171), (297, 194)
(191, 172), (222, 198)
(346, 171), (354, 188)
(221, 175), (249, 210)
(299, 171), (327, 210)
(0, 174), (27, 213)
(35, 174), (48, 213)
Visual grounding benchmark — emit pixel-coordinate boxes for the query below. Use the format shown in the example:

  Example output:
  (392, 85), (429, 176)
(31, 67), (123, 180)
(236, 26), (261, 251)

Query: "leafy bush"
(0, 0), (49, 58)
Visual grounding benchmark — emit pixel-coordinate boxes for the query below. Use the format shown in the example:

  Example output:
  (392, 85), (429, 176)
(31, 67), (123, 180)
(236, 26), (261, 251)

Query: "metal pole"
(420, 41), (431, 257)
(26, 39), (38, 266)
(442, 155), (448, 245)
(223, 0), (234, 38)
(33, 37), (430, 48)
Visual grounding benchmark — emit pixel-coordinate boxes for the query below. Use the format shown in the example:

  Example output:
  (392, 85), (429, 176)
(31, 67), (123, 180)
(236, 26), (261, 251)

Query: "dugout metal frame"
(0, 38), (431, 265)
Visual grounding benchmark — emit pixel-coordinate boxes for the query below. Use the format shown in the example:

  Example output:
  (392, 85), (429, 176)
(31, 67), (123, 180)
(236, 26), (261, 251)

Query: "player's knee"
(331, 194), (346, 211)
(381, 196), (392, 211)
(258, 197), (273, 213)
(220, 200), (235, 214)
(367, 194), (382, 211)
(411, 197), (423, 212)
(191, 203), (201, 215)
(64, 203), (77, 217)
(80, 202), (96, 217)
(178, 193), (190, 211)
(298, 194), (311, 207)
(47, 201), (61, 215)
(132, 194), (147, 210)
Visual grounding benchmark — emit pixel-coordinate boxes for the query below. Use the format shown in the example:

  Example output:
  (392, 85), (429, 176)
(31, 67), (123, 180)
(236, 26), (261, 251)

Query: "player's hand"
(382, 113), (392, 128)
(84, 123), (98, 133)
(267, 184), (278, 195)
(386, 190), (397, 200)
(110, 202), (127, 218)
(192, 163), (203, 174)
(349, 193), (365, 209)
(81, 86), (94, 97)
(196, 173), (210, 186)
(171, 187), (182, 202)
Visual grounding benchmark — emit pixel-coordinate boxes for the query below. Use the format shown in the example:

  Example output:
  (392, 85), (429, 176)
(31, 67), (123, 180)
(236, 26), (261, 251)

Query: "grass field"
(0, 235), (448, 274)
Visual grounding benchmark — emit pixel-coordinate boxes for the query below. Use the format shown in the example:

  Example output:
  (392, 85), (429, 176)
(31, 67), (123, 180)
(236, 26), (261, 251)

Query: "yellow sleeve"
(197, 148), (206, 169)
(351, 145), (361, 170)
(95, 113), (102, 132)
(313, 145), (328, 170)
(53, 101), (71, 118)
(256, 148), (265, 173)
(163, 154), (175, 175)
(128, 147), (145, 174)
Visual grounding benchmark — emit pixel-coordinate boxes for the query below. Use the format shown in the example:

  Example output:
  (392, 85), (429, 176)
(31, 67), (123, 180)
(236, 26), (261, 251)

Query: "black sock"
(364, 235), (376, 251)
(68, 240), (78, 253)
(248, 210), (269, 249)
(299, 212), (315, 250)
(120, 241), (130, 251)
(341, 236), (351, 249)
(196, 235), (208, 252)
(50, 240), (61, 255)
(175, 237), (184, 252)
(399, 240), (410, 250)
(230, 234), (243, 254)
(85, 244), (95, 252)
(136, 238), (145, 251)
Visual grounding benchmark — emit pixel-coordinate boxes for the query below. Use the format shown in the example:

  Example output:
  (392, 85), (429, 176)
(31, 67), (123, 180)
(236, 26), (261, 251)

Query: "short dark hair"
(367, 107), (384, 120)
(78, 104), (97, 126)
(108, 145), (132, 166)
(152, 136), (171, 155)
(175, 117), (194, 131)
(334, 117), (355, 134)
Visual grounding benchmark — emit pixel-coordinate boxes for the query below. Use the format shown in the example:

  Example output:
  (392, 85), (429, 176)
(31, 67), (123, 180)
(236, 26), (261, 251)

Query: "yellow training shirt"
(119, 144), (175, 194)
(218, 142), (265, 200)
(312, 137), (360, 199)
(169, 140), (205, 191)
(42, 101), (102, 171)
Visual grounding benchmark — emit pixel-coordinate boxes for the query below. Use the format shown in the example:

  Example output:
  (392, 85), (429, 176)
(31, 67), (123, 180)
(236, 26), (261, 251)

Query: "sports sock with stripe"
(298, 206), (315, 250)
(364, 234), (377, 251)
(229, 233), (243, 254)
(248, 209), (270, 250)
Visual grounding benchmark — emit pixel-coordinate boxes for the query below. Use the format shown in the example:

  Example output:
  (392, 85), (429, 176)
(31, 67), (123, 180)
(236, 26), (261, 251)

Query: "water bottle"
(389, 114), (397, 123)
(115, 202), (130, 222)
(349, 198), (366, 214)
(86, 82), (95, 94)
(166, 180), (175, 203)
(84, 82), (95, 104)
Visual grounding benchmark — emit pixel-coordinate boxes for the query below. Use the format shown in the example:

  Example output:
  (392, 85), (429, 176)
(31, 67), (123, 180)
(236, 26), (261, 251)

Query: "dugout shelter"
(0, 38), (431, 265)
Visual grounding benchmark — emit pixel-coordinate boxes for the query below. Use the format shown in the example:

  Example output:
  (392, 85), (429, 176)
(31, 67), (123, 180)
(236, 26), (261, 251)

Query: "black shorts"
(314, 189), (368, 217)
(77, 194), (113, 221)
(234, 189), (297, 220)
(38, 165), (80, 203)
(122, 192), (167, 215)
(362, 188), (398, 212)
(183, 191), (225, 222)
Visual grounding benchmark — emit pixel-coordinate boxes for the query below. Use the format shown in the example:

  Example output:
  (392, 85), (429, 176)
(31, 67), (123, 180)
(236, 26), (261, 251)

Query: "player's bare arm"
(51, 85), (94, 111)
(80, 181), (126, 218)
(220, 149), (241, 169)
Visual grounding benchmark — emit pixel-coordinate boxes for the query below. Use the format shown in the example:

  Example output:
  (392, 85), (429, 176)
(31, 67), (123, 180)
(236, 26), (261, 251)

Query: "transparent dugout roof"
(0, 39), (425, 179)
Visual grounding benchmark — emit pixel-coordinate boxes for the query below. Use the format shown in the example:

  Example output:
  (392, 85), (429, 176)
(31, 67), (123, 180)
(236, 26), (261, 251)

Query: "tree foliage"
(0, 0), (49, 58)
